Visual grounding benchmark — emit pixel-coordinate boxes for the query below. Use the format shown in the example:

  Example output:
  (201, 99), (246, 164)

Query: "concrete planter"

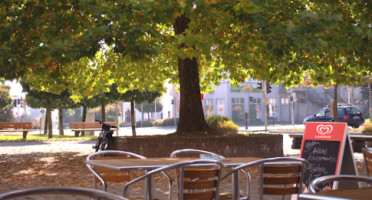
(109, 134), (283, 158)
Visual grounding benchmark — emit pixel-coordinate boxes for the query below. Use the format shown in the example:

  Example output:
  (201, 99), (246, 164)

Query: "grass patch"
(0, 134), (96, 141)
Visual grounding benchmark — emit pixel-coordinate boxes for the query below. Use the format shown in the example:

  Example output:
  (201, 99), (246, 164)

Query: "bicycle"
(92, 120), (118, 152)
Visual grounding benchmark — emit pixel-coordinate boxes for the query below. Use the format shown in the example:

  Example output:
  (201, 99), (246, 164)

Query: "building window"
(269, 98), (277, 104)
(231, 98), (244, 104)
(249, 97), (261, 104)
(281, 98), (289, 104)
(205, 99), (214, 116)
(297, 99), (306, 103)
(217, 98), (225, 105)
(216, 98), (225, 115)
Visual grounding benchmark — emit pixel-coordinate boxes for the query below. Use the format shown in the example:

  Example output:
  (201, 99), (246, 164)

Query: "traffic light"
(13, 99), (17, 107)
(266, 82), (272, 94)
(257, 82), (263, 90)
(171, 100), (174, 104)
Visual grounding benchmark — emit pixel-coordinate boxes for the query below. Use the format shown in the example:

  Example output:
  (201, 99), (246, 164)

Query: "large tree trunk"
(174, 15), (209, 135)
(101, 103), (106, 123)
(131, 99), (136, 137)
(78, 104), (88, 137)
(46, 99), (53, 138)
(82, 105), (87, 122)
(58, 107), (64, 136)
(333, 84), (338, 122)
(44, 112), (47, 135)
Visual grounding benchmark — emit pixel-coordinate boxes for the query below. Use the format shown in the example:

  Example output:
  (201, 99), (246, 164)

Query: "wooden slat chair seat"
(363, 148), (372, 176)
(183, 167), (220, 200)
(123, 159), (224, 200)
(262, 164), (302, 196)
(220, 157), (309, 200)
(170, 149), (251, 200)
(93, 165), (132, 183)
(86, 151), (146, 192)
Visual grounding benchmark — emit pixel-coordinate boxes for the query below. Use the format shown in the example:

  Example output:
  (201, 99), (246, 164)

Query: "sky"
(4, 80), (24, 97)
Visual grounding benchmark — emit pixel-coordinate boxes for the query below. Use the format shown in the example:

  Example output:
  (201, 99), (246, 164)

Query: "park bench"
(288, 132), (372, 152)
(70, 122), (118, 137)
(0, 122), (34, 139)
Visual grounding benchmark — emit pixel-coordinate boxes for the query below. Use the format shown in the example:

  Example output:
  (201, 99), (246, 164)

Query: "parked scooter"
(92, 120), (118, 152)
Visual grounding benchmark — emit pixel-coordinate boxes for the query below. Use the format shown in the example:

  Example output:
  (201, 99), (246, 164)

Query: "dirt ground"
(0, 140), (368, 199)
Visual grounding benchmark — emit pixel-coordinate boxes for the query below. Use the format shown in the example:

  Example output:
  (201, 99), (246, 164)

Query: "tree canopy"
(0, 85), (14, 122)
(0, 85), (12, 109)
(1, 0), (370, 134)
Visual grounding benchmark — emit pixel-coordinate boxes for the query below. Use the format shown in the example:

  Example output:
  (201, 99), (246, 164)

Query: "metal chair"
(309, 175), (372, 193)
(0, 186), (128, 200)
(86, 150), (147, 191)
(363, 148), (372, 176)
(123, 159), (224, 200)
(170, 149), (251, 200)
(170, 149), (226, 159)
(220, 157), (309, 200)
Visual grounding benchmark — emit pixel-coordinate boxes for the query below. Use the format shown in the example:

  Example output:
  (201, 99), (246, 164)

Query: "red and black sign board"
(300, 122), (357, 188)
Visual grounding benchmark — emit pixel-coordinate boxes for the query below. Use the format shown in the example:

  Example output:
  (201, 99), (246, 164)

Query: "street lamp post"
(369, 84), (372, 119)
(40, 109), (45, 134)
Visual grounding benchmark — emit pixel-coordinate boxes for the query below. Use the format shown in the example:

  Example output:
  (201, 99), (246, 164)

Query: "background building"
(202, 79), (369, 125)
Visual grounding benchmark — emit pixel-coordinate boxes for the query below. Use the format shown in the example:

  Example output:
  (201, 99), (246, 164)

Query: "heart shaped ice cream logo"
(316, 125), (333, 135)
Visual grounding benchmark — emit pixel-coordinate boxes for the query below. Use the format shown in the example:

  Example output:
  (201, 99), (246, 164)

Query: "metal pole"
(174, 99), (177, 127)
(154, 99), (157, 120)
(141, 103), (143, 127)
(291, 88), (294, 126)
(246, 90), (250, 130)
(264, 81), (268, 132)
(369, 84), (372, 119)
(115, 103), (119, 136)
(306, 87), (309, 117)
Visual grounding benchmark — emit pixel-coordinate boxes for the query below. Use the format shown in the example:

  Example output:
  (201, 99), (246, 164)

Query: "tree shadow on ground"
(0, 141), (49, 147)
(0, 152), (92, 192)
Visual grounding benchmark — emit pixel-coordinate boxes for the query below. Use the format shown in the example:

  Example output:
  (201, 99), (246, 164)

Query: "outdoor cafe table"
(299, 188), (372, 200)
(85, 157), (262, 199)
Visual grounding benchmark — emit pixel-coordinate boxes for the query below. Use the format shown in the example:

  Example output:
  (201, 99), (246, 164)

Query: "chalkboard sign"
(301, 140), (340, 185)
(300, 122), (357, 188)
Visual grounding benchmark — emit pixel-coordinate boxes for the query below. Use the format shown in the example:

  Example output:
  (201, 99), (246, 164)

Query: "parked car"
(303, 104), (365, 128)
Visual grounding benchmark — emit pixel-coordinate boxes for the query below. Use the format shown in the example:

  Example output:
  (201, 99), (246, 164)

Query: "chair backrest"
(363, 148), (372, 176)
(309, 175), (372, 193)
(170, 148), (225, 159)
(85, 150), (146, 191)
(261, 160), (304, 197)
(0, 186), (128, 200)
(220, 157), (309, 200)
(123, 159), (224, 200)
